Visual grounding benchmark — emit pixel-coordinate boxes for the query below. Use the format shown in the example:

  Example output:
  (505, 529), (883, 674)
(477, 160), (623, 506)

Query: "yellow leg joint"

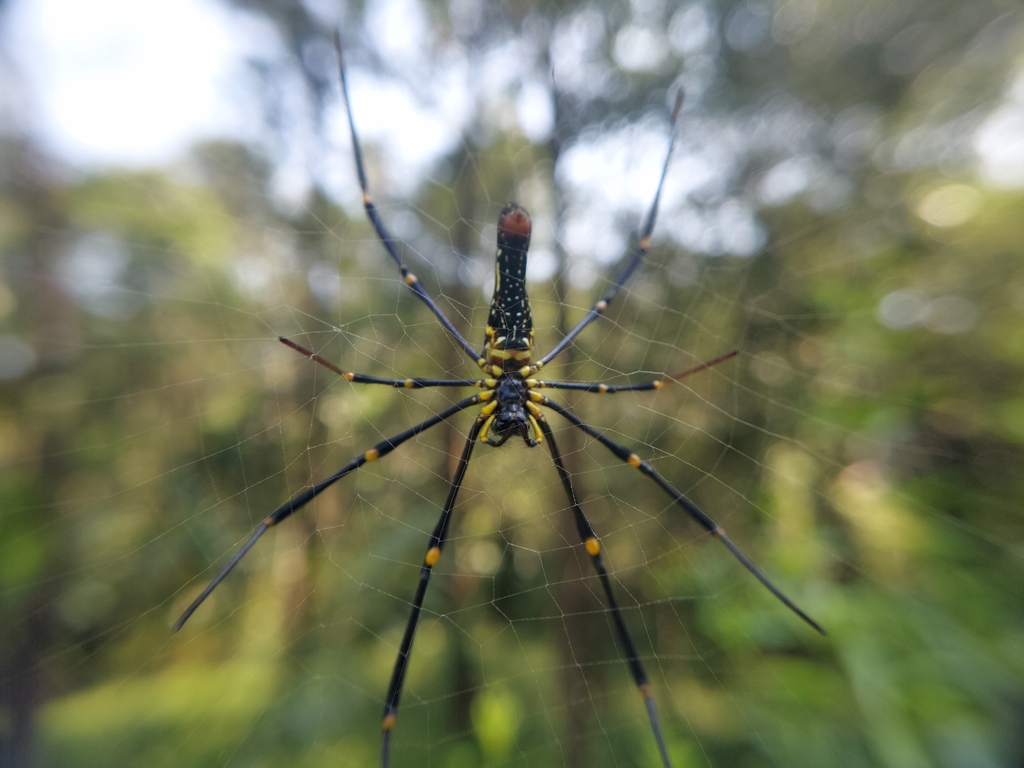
(382, 713), (397, 730)
(627, 453), (642, 468)
(584, 537), (601, 557)
(528, 415), (543, 443)
(425, 546), (441, 566)
(365, 448), (380, 462)
(479, 414), (496, 442)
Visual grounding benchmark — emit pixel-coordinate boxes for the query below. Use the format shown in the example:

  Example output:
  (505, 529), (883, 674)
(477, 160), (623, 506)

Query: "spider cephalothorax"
(479, 374), (540, 447)
(174, 33), (825, 768)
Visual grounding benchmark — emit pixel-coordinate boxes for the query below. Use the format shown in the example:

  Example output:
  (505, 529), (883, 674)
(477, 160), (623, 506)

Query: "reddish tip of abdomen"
(498, 203), (531, 240)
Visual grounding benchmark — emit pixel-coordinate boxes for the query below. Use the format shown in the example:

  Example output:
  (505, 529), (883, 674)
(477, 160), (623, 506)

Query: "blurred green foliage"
(2, 1), (1023, 767)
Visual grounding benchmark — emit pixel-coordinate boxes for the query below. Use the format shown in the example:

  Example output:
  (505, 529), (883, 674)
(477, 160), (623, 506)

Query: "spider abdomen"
(485, 203), (534, 370)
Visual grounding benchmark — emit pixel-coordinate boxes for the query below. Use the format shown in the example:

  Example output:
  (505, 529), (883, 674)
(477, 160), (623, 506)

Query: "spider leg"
(531, 350), (738, 394)
(380, 416), (484, 768)
(539, 397), (826, 636)
(535, 415), (674, 768)
(280, 337), (489, 389)
(174, 394), (482, 632)
(334, 33), (484, 367)
(534, 91), (685, 372)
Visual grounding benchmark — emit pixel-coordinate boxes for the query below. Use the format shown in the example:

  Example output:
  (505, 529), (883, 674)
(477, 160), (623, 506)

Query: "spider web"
(3, 4), (1023, 768)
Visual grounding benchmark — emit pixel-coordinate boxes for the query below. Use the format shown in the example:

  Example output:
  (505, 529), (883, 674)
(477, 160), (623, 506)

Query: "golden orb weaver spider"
(174, 32), (826, 768)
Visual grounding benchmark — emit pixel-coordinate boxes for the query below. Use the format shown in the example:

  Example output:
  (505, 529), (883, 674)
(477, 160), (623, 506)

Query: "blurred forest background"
(1, 0), (1023, 766)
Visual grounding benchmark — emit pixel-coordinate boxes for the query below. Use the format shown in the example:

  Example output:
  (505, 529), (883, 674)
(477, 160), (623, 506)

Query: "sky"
(2, 0), (271, 168)
(0, 0), (555, 205)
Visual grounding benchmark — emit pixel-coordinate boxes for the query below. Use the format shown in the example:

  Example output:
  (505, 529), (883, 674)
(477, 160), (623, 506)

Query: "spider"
(174, 33), (826, 768)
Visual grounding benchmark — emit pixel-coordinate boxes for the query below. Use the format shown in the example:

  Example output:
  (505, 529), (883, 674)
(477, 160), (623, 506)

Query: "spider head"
(482, 376), (540, 447)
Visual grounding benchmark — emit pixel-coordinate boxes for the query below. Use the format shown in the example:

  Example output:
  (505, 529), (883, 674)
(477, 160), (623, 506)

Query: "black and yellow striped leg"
(535, 417), (674, 768)
(381, 416), (484, 768)
(534, 92), (684, 371)
(174, 395), (482, 632)
(531, 351), (739, 395)
(539, 398), (826, 636)
(280, 337), (488, 389)
(334, 32), (484, 367)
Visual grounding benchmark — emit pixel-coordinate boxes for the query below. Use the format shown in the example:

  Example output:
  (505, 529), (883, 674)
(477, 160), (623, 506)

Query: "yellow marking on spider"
(529, 391), (543, 403)
(479, 414), (496, 442)
(382, 713), (396, 730)
(263, 515), (277, 527)
(425, 546), (441, 566)
(598, 383), (609, 393)
(343, 372), (355, 381)
(628, 453), (642, 468)
(489, 364), (503, 377)
(584, 537), (601, 557)
(404, 273), (418, 285)
(403, 379), (415, 388)
(528, 415), (543, 442)
(478, 390), (495, 402)
(365, 448), (381, 462)
(362, 191), (372, 206)
(596, 300), (608, 311)
(480, 400), (498, 416)
(526, 402), (542, 417)
(652, 380), (665, 389)
(639, 236), (650, 250)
